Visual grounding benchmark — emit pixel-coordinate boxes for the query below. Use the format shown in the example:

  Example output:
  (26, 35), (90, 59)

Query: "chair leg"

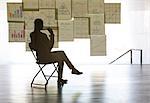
(31, 69), (41, 87)
(31, 63), (61, 88)
(45, 64), (59, 87)
(47, 68), (57, 81)
(31, 64), (47, 87)
(45, 83), (47, 87)
(53, 63), (65, 87)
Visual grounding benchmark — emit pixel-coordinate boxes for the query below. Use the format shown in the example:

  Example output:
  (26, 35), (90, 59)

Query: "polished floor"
(0, 64), (150, 103)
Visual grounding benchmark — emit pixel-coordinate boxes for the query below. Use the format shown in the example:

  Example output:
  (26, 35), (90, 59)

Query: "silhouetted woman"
(30, 19), (82, 84)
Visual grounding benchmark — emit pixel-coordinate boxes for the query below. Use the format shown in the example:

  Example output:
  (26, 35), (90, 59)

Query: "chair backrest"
(29, 43), (38, 61)
(29, 43), (53, 64)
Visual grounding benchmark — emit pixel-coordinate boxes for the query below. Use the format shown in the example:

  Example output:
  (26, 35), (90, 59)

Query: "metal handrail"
(109, 49), (142, 65)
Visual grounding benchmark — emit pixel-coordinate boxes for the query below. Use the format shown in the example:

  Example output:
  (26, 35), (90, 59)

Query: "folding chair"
(29, 43), (59, 88)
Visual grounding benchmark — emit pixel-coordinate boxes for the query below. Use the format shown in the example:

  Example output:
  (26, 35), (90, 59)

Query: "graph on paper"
(104, 3), (121, 23)
(39, 0), (55, 8)
(7, 3), (24, 22)
(56, 0), (72, 20)
(23, 0), (39, 10)
(9, 22), (25, 42)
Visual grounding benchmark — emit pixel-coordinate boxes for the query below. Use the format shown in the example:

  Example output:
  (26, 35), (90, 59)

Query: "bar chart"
(9, 22), (25, 42)
(7, 3), (24, 22)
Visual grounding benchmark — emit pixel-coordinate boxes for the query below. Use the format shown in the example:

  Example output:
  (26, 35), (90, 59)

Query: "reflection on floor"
(0, 64), (150, 103)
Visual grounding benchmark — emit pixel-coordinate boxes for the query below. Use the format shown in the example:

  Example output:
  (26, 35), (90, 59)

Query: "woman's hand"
(47, 27), (53, 34)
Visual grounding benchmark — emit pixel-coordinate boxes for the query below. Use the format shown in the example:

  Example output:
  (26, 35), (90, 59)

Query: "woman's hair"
(34, 18), (43, 30)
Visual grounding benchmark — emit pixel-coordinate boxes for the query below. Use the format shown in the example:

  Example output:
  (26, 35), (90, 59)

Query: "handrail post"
(130, 50), (133, 64)
(140, 50), (142, 65)
(109, 49), (143, 65)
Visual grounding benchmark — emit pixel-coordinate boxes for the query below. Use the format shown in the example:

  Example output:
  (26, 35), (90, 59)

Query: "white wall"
(0, 0), (150, 65)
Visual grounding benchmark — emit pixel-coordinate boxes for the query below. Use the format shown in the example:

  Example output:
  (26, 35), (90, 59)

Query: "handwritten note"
(72, 0), (88, 17)
(104, 3), (121, 23)
(74, 17), (90, 38)
(24, 11), (40, 30)
(56, 0), (71, 20)
(39, 9), (57, 27)
(23, 0), (39, 10)
(39, 0), (55, 9)
(90, 14), (105, 35)
(88, 0), (104, 14)
(58, 20), (73, 41)
(90, 35), (106, 56)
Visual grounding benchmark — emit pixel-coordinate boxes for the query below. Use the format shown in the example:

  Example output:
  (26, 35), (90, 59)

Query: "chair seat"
(36, 61), (53, 64)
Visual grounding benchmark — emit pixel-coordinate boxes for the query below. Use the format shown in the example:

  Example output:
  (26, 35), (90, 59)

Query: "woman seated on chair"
(30, 18), (83, 84)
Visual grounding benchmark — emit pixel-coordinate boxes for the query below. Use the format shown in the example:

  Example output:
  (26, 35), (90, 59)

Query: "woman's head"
(34, 18), (43, 30)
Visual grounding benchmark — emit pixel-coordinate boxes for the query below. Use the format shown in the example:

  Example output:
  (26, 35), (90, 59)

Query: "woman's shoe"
(57, 79), (68, 84)
(72, 69), (83, 75)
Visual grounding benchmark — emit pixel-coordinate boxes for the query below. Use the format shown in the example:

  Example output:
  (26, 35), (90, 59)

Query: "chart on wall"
(39, 9), (57, 27)
(56, 0), (72, 20)
(23, 0), (39, 10)
(72, 0), (88, 17)
(9, 22), (25, 42)
(7, 3), (24, 22)
(7, 1), (121, 56)
(90, 35), (106, 56)
(39, 0), (55, 9)
(74, 17), (90, 38)
(58, 20), (73, 41)
(90, 14), (105, 35)
(24, 11), (39, 30)
(88, 0), (104, 14)
(104, 3), (121, 23)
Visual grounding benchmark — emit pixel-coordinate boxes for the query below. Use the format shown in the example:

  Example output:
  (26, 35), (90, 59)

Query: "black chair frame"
(29, 43), (59, 88)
